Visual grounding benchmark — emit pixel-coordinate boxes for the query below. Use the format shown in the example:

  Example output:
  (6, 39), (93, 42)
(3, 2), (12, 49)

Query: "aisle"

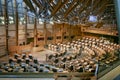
(31, 49), (56, 62)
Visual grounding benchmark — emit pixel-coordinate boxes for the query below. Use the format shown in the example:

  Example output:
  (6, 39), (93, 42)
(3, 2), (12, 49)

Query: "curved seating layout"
(0, 53), (63, 73)
(47, 37), (120, 74)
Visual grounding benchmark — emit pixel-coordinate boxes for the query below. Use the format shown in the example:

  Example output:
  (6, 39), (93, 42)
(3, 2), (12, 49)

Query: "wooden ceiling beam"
(51, 0), (69, 16)
(81, 0), (101, 21)
(49, 0), (54, 3)
(79, 0), (91, 14)
(32, 0), (43, 10)
(81, 0), (108, 21)
(64, 0), (79, 18)
(95, 0), (109, 15)
(74, 0), (91, 21)
(47, 0), (54, 9)
(51, 0), (62, 16)
(44, 0), (53, 12)
(23, 0), (36, 13)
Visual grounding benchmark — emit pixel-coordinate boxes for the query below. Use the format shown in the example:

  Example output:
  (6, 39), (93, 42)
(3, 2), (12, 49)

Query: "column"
(25, 7), (27, 45)
(34, 17), (37, 47)
(114, 0), (120, 44)
(4, 0), (9, 52)
(61, 23), (64, 42)
(15, 0), (19, 46)
(44, 20), (47, 45)
(53, 23), (56, 44)
(69, 24), (72, 42)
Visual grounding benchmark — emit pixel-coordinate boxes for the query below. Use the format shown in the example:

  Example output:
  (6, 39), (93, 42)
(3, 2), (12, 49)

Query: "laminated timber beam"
(61, 23), (64, 42)
(78, 0), (91, 15)
(82, 0), (108, 21)
(49, 0), (53, 3)
(44, 21), (47, 45)
(64, 0), (80, 18)
(15, 0), (19, 46)
(52, 23), (56, 44)
(69, 24), (72, 42)
(32, 0), (44, 17)
(25, 7), (28, 45)
(42, 0), (53, 15)
(23, 0), (36, 13)
(51, 0), (69, 17)
(44, 0), (53, 12)
(34, 17), (37, 47)
(4, 0), (9, 52)
(81, 0), (101, 21)
(33, 5), (38, 47)
(94, 0), (109, 16)
(32, 0), (43, 10)
(49, 1), (55, 10)
(51, 0), (62, 16)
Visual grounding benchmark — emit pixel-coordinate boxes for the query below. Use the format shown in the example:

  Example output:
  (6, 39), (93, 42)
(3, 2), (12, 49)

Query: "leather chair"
(25, 58), (30, 64)
(17, 58), (22, 63)
(76, 66), (83, 72)
(9, 58), (14, 63)
(14, 54), (19, 59)
(28, 54), (33, 59)
(22, 53), (26, 59)
(33, 58), (38, 64)
(67, 65), (74, 71)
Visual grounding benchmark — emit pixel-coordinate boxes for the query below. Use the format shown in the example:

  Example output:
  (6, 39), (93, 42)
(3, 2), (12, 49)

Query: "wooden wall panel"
(0, 23), (83, 55)
(8, 24), (15, 30)
(0, 26), (6, 56)
(0, 27), (5, 35)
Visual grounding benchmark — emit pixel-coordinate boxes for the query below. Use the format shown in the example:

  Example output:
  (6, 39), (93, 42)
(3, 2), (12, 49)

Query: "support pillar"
(61, 23), (64, 42)
(69, 24), (71, 42)
(34, 18), (37, 47)
(25, 7), (27, 45)
(114, 0), (120, 44)
(44, 20), (47, 45)
(15, 0), (19, 46)
(53, 23), (56, 44)
(4, 0), (9, 52)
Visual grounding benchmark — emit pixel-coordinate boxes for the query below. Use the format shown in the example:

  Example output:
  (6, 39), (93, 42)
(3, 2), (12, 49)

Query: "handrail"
(98, 59), (120, 78)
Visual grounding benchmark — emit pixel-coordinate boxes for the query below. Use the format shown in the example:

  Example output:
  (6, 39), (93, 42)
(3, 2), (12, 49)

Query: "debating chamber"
(0, 0), (120, 80)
